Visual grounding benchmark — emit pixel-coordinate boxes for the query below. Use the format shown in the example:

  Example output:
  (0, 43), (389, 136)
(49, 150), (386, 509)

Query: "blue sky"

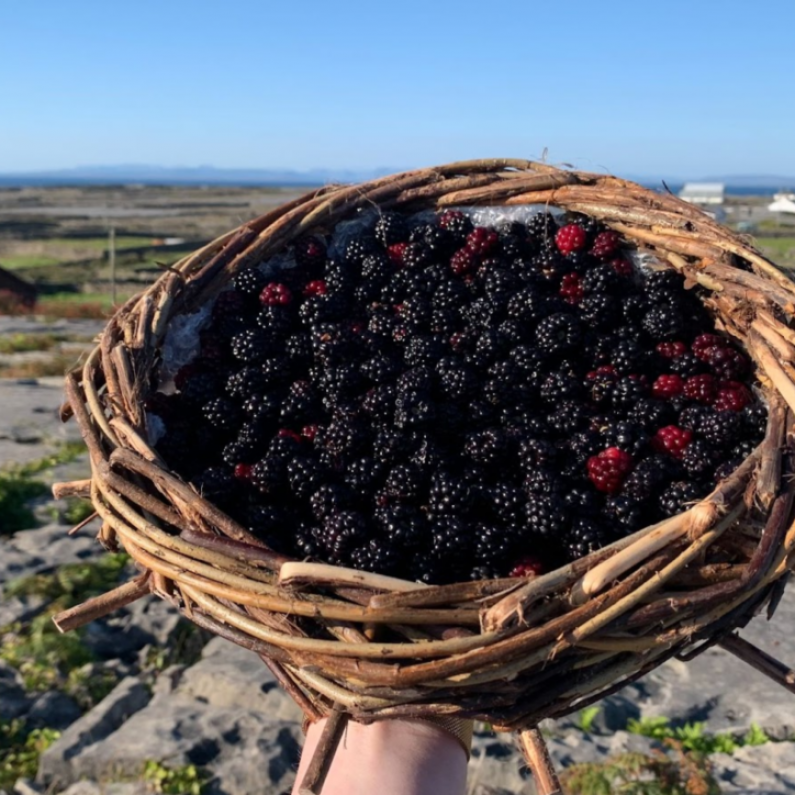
(0, 0), (793, 178)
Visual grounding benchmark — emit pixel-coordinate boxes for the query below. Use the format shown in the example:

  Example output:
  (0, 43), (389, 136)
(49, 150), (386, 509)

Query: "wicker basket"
(53, 159), (795, 794)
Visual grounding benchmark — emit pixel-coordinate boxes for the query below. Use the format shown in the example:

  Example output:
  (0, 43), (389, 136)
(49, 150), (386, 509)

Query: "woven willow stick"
(518, 729), (562, 795)
(297, 707), (348, 795)
(52, 479), (92, 499)
(53, 575), (151, 633)
(720, 634), (795, 694)
(280, 561), (428, 593)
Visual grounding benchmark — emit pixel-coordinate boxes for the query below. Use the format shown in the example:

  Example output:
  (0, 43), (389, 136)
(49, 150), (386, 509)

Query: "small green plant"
(561, 739), (720, 795)
(62, 497), (96, 525)
(0, 333), (64, 354)
(627, 716), (770, 756)
(0, 720), (60, 789)
(142, 761), (208, 795)
(575, 706), (601, 734)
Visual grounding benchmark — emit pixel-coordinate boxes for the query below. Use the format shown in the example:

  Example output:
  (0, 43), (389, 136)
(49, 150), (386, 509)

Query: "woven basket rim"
(55, 160), (795, 739)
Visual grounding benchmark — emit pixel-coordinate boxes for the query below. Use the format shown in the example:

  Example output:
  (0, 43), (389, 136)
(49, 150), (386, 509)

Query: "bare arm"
(293, 718), (468, 795)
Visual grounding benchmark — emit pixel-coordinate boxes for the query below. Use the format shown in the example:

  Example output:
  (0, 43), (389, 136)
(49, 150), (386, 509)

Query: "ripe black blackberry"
(698, 410), (742, 449)
(250, 456), (287, 494)
(586, 371), (618, 407)
(464, 428), (507, 466)
(260, 356), (292, 388)
(226, 367), (267, 400)
(280, 380), (321, 422)
(742, 402), (767, 439)
(601, 421), (649, 458)
(525, 494), (569, 537)
(611, 339), (649, 375)
(384, 463), (425, 501)
(438, 210), (475, 243)
(526, 212), (559, 242)
(343, 236), (377, 266)
(582, 264), (622, 295)
(221, 437), (260, 467)
(294, 236), (327, 272)
(256, 305), (294, 336)
(431, 516), (472, 562)
(623, 294), (650, 325)
(628, 399), (676, 431)
(310, 484), (356, 520)
(377, 504), (427, 550)
(622, 455), (678, 501)
(611, 377), (648, 412)
(230, 328), (273, 364)
(564, 430), (602, 468)
(287, 456), (326, 499)
(523, 468), (564, 496)
(659, 480), (702, 517)
(359, 351), (400, 385)
(540, 371), (582, 404)
(179, 370), (223, 407)
(487, 483), (526, 524)
(410, 222), (454, 256)
(349, 540), (400, 576)
(428, 471), (473, 516)
(642, 305), (686, 341)
(604, 494), (647, 533)
(474, 523), (518, 569)
(242, 390), (283, 422)
(202, 397), (242, 434)
(401, 241), (435, 270)
(507, 288), (549, 324)
(374, 212), (409, 247)
(518, 437), (558, 469)
(323, 414), (368, 456)
(564, 485), (600, 516)
(682, 440), (718, 479)
(732, 439), (757, 460)
(436, 357), (478, 400)
(644, 270), (686, 304)
(565, 518), (607, 560)
(580, 294), (619, 330)
(404, 334), (447, 367)
(193, 465), (235, 503)
(547, 400), (590, 434)
(714, 457), (743, 483)
(318, 511), (368, 563)
(394, 388), (436, 430)
(535, 313), (582, 356)
(669, 352), (705, 378)
(234, 268), (269, 298)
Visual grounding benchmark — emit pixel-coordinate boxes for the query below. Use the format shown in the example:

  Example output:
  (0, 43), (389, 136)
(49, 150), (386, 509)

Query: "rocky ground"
(3, 356), (795, 794)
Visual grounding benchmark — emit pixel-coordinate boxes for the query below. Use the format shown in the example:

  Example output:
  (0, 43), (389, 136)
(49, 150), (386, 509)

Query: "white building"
(768, 192), (795, 215)
(679, 183), (725, 205)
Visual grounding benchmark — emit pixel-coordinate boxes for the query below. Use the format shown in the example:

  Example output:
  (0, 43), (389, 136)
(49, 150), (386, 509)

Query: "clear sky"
(1, 0), (793, 179)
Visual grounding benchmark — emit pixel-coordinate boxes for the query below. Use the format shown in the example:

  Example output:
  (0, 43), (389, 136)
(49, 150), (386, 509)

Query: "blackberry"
(669, 353), (705, 378)
(250, 456), (287, 494)
(349, 540), (400, 576)
(431, 516), (472, 562)
(535, 313), (582, 356)
(488, 483), (526, 524)
(360, 351), (401, 384)
(622, 455), (677, 501)
(402, 241), (435, 270)
(343, 456), (383, 493)
(363, 385), (396, 421)
(256, 305), (294, 335)
(438, 210), (474, 243)
(384, 464), (425, 501)
(287, 456), (326, 499)
(310, 484), (356, 520)
(226, 366), (267, 400)
(260, 356), (292, 388)
(659, 481), (702, 517)
(525, 494), (569, 537)
(582, 264), (622, 295)
(221, 438), (260, 467)
(698, 410), (742, 449)
(601, 421), (648, 458)
(732, 439), (757, 460)
(714, 457), (743, 483)
(202, 397), (242, 434)
(404, 334), (447, 367)
(395, 388), (436, 430)
(644, 270), (685, 304)
(564, 486), (600, 516)
(294, 236), (328, 271)
(611, 377), (647, 412)
(564, 431), (602, 468)
(230, 328), (274, 364)
(628, 399), (675, 431)
(518, 438), (558, 469)
(374, 212), (409, 247)
(678, 405), (709, 431)
(193, 465), (235, 502)
(436, 357), (478, 399)
(464, 429), (507, 466)
(343, 236), (377, 266)
(373, 426), (411, 465)
(682, 440), (718, 479)
(377, 504), (427, 549)
(580, 294), (619, 330)
(742, 402), (767, 439)
(642, 306), (686, 341)
(428, 471), (473, 516)
(246, 504), (288, 546)
(318, 511), (368, 562)
(411, 222), (454, 256)
(284, 332), (313, 363)
(523, 468), (564, 496)
(540, 371), (582, 404)
(280, 380), (321, 423)
(526, 212), (559, 242)
(566, 518), (607, 560)
(507, 288), (549, 324)
(611, 339), (648, 376)
(547, 400), (590, 434)
(586, 371), (618, 407)
(623, 294), (650, 324)
(243, 391), (283, 421)
(324, 415), (368, 456)
(475, 523), (517, 568)
(604, 494), (647, 533)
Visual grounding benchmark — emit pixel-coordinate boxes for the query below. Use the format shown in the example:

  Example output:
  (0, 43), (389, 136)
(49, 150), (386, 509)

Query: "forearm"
(293, 718), (468, 795)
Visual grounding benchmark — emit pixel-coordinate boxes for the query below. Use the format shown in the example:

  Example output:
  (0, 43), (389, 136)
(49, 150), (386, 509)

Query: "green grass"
(0, 442), (87, 535)
(0, 237), (162, 270)
(627, 716), (770, 755)
(142, 761), (209, 795)
(0, 333), (64, 355)
(0, 720), (60, 790)
(1, 254), (62, 270)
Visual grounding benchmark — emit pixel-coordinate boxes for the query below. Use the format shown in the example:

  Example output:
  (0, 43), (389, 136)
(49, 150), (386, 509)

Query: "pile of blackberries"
(149, 208), (767, 584)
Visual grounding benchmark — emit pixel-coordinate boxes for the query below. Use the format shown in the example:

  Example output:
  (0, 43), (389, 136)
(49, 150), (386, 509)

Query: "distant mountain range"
(0, 164), (793, 191)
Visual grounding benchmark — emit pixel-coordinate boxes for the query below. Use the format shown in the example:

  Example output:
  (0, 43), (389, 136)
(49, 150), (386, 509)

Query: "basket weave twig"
(53, 159), (795, 793)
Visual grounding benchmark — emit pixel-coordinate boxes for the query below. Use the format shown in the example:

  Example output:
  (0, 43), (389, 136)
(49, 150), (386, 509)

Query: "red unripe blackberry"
(692, 333), (727, 361)
(587, 447), (633, 493)
(651, 425), (693, 458)
(715, 382), (752, 412)
(555, 224), (588, 255)
(387, 242), (408, 265)
(610, 258), (633, 276)
(509, 557), (545, 578)
(704, 346), (749, 380)
(294, 236), (327, 270)
(233, 463), (253, 481)
(277, 428), (302, 443)
(656, 341), (688, 359)
(652, 374), (685, 399)
(559, 272), (584, 304)
(465, 227), (499, 256)
(450, 247), (478, 276)
(683, 374), (717, 404)
(259, 283), (293, 306)
(303, 280), (327, 297)
(590, 230), (621, 259)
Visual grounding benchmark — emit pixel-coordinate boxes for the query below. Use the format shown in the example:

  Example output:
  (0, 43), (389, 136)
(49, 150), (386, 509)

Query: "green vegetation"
(1, 553), (129, 692)
(575, 706), (602, 734)
(0, 333), (64, 355)
(62, 497), (96, 525)
(756, 236), (795, 269)
(561, 740), (719, 795)
(0, 254), (61, 270)
(627, 716), (769, 755)
(0, 720), (60, 790)
(0, 442), (87, 536)
(142, 761), (209, 795)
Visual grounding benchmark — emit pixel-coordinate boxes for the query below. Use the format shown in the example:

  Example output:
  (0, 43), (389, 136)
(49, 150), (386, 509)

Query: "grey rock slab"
(26, 691), (83, 731)
(12, 779), (43, 795)
(712, 742), (795, 793)
(38, 678), (151, 789)
(0, 660), (32, 719)
(58, 784), (148, 795)
(175, 637), (303, 721)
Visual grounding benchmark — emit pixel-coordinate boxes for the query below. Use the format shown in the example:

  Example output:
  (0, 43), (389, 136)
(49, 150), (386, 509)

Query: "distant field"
(756, 236), (795, 268)
(0, 236), (155, 269)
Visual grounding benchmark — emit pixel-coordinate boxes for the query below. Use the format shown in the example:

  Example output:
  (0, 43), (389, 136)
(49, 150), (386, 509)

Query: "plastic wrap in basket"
(53, 159), (795, 793)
